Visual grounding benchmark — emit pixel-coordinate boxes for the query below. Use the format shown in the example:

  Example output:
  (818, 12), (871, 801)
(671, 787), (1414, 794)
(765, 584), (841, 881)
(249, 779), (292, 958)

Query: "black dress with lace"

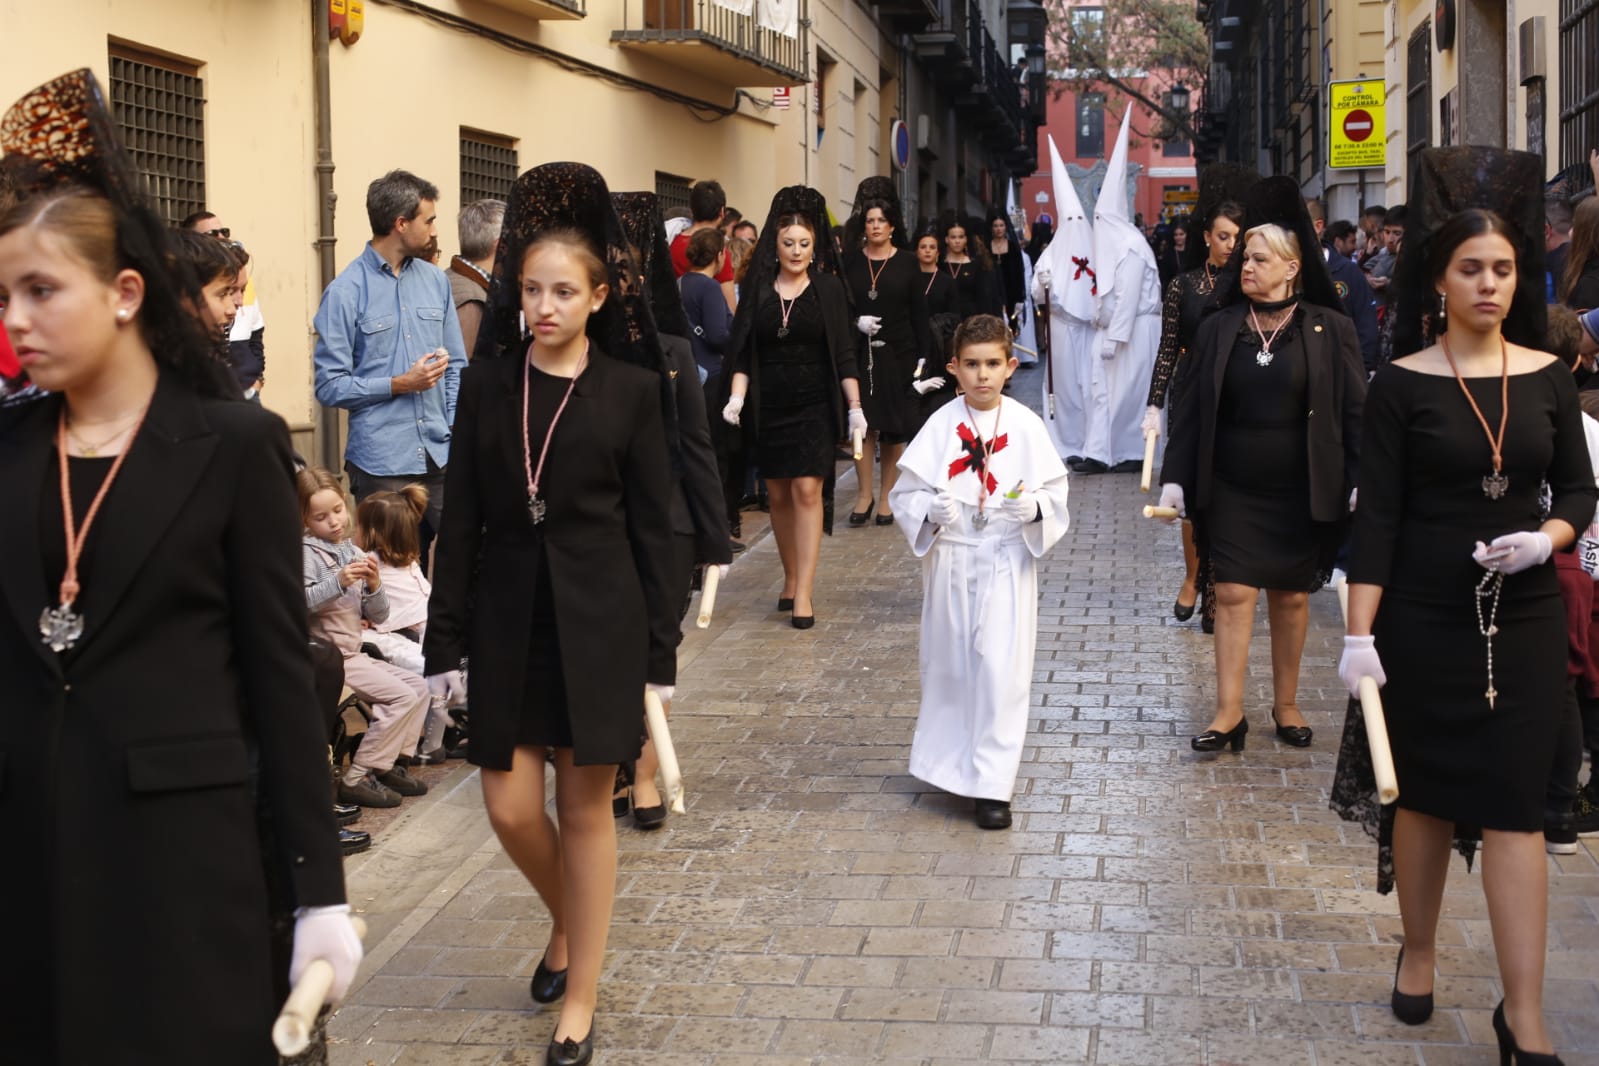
(1329, 361), (1597, 891)
(1147, 265), (1223, 420)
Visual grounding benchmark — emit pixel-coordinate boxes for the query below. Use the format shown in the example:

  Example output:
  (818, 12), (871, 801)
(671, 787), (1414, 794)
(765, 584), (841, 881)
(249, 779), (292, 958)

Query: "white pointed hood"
(1042, 134), (1098, 322)
(1093, 108), (1157, 299)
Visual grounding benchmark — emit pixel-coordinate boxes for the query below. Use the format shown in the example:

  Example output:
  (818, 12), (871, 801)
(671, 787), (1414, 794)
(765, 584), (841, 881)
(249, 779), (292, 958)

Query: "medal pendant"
(1482, 472), (1509, 500)
(39, 602), (84, 653)
(528, 495), (547, 525)
(868, 289), (878, 301)
(776, 327), (790, 339)
(972, 511), (990, 530)
(1255, 348), (1274, 367)
(1485, 686), (1497, 709)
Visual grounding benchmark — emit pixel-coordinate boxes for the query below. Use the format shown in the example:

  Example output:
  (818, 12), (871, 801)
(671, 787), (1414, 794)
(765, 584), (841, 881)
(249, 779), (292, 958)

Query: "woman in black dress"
(424, 164), (679, 1066)
(941, 217), (1004, 322)
(1144, 199), (1243, 631)
(917, 226), (957, 317)
(0, 69), (358, 1062)
(1340, 205), (1593, 1061)
(842, 178), (933, 526)
(722, 187), (864, 627)
(987, 207), (1027, 330)
(1160, 179), (1366, 753)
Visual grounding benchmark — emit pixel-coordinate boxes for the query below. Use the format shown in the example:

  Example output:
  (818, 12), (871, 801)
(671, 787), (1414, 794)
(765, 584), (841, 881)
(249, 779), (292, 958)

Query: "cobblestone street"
(327, 368), (1599, 1066)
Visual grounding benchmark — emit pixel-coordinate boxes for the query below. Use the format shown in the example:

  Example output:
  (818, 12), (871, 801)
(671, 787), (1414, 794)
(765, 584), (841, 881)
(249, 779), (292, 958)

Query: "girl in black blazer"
(423, 164), (678, 1066)
(1160, 179), (1366, 755)
(0, 68), (358, 1063)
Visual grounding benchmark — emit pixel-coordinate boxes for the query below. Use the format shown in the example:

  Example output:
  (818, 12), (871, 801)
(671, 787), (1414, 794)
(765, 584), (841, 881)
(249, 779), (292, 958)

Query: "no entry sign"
(1329, 81), (1385, 169)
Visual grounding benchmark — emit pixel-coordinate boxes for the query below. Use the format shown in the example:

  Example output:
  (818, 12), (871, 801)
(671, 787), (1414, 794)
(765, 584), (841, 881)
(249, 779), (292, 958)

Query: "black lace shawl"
(842, 175), (909, 252)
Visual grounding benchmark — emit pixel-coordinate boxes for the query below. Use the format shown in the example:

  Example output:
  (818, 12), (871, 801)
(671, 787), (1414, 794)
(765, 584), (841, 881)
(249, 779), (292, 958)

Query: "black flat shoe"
(339, 827), (371, 855)
(848, 497), (875, 526)
(777, 597), (794, 612)
(546, 1028), (593, 1066)
(1191, 717), (1248, 752)
(1390, 947), (1433, 1026)
(1494, 999), (1562, 1064)
(335, 803), (362, 826)
(1173, 598), (1196, 621)
(791, 614), (815, 630)
(874, 512), (895, 526)
(974, 799), (1012, 830)
(1271, 709), (1314, 748)
(633, 803), (667, 829)
(529, 955), (568, 1004)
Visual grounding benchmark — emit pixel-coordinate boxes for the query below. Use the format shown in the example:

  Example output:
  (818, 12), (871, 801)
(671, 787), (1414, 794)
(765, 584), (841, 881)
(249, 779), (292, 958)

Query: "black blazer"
(423, 346), (678, 770)
(0, 375), (344, 1063)
(663, 334), (733, 564)
(727, 270), (860, 445)
(1162, 302), (1367, 522)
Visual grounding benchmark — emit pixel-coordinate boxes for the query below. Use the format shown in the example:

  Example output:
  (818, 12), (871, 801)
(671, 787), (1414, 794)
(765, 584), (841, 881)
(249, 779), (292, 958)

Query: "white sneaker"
(1325, 567), (1347, 591)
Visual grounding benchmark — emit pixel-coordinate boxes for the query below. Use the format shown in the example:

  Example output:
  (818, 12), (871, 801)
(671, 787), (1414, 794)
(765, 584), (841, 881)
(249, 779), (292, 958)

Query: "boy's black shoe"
(335, 803), (362, 826)
(339, 827), (372, 856)
(974, 799), (1012, 830)
(375, 765), (429, 797)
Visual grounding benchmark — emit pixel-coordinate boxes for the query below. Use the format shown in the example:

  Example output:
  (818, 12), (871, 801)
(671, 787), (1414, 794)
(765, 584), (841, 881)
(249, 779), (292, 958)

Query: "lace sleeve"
(1147, 274), (1186, 408)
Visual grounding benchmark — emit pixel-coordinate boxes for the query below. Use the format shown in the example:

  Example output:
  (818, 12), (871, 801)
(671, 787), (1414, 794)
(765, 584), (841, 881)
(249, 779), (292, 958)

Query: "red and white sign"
(1343, 109), (1374, 142)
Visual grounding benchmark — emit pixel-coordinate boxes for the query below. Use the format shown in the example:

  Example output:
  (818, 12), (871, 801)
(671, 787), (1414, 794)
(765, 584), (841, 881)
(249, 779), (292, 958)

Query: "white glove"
(1033, 266), (1052, 291)
(1338, 635), (1386, 697)
(913, 376), (946, 395)
(721, 394), (744, 426)
(1474, 531), (1552, 575)
(715, 564), (730, 581)
(1101, 339), (1121, 360)
(1141, 405), (1161, 438)
(646, 682), (675, 703)
(1000, 490), (1040, 523)
(427, 670), (466, 705)
(847, 407), (869, 436)
(1157, 482), (1185, 520)
(1011, 302), (1025, 321)
(1349, 487), (1358, 512)
(291, 904), (364, 1007)
(928, 491), (961, 527)
(855, 315), (882, 336)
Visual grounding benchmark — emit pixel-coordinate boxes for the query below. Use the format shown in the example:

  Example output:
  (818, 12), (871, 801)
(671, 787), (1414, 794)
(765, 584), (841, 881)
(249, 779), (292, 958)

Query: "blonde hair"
(357, 485), (429, 567)
(295, 466), (345, 523)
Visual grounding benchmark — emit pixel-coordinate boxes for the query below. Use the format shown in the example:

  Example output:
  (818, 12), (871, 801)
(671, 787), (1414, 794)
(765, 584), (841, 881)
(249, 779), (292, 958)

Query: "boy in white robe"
(888, 315), (1071, 829)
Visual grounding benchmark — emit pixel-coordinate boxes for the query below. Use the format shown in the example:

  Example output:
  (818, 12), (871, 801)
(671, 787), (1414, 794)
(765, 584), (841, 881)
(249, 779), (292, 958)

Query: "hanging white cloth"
(708, 0), (755, 14)
(757, 0), (799, 37)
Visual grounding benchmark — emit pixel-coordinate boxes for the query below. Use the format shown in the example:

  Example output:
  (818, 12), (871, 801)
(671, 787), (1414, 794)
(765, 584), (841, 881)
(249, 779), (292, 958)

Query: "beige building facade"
(0, 0), (911, 463)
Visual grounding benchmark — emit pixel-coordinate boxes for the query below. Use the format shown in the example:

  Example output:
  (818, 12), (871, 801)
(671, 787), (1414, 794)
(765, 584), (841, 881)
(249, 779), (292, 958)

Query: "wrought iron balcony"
(473, 0), (585, 17)
(911, 0), (976, 88)
(613, 0), (809, 87)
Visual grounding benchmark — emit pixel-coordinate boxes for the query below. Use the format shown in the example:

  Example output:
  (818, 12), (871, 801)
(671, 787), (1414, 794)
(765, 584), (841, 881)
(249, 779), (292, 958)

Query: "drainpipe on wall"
(313, 0), (341, 472)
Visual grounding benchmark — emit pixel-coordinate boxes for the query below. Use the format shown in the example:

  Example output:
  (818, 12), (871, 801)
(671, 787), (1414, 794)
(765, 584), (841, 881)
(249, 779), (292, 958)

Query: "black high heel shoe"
(1172, 597), (1196, 621)
(529, 954), (568, 1004)
(791, 614), (815, 630)
(1191, 717), (1248, 752)
(777, 597), (794, 612)
(1271, 708), (1314, 748)
(848, 497), (875, 527)
(1389, 947), (1433, 1025)
(546, 1027), (594, 1066)
(874, 511), (895, 526)
(1493, 1000), (1563, 1065)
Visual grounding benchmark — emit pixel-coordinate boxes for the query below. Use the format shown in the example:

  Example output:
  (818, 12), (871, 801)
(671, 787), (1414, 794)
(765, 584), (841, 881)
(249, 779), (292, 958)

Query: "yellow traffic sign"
(1329, 80), (1385, 169)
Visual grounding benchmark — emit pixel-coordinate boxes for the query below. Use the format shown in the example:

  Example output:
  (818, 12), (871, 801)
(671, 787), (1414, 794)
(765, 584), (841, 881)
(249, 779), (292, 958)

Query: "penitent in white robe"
(1082, 251), (1162, 466)
(888, 397), (1071, 801)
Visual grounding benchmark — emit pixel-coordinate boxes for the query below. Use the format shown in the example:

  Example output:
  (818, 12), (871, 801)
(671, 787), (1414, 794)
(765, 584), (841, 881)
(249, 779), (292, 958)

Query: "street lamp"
(1026, 42), (1045, 77)
(1169, 82), (1190, 115)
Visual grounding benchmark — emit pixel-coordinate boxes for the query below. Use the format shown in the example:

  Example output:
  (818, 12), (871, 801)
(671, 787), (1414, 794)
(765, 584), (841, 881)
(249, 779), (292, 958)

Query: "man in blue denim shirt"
(314, 170), (467, 562)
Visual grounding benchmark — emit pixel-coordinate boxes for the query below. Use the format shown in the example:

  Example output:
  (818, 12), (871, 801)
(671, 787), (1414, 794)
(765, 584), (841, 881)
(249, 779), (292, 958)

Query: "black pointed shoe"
(546, 1028), (593, 1066)
(974, 799), (1012, 830)
(529, 955), (568, 1004)
(1493, 1000), (1563, 1064)
(1390, 947), (1433, 1026)
(1173, 597), (1196, 621)
(1191, 717), (1248, 752)
(1271, 709), (1314, 748)
(777, 597), (795, 612)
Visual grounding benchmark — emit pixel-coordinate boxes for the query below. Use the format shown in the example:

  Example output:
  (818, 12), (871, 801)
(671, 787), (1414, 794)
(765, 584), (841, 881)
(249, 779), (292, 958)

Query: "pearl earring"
(116, 309), (128, 321)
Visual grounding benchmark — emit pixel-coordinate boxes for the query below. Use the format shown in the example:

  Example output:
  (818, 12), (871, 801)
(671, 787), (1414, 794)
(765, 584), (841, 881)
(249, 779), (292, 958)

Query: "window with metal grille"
(460, 129), (517, 204)
(1076, 92), (1105, 158)
(655, 171), (693, 216)
(107, 45), (205, 228)
(1560, 0), (1599, 177)
(1405, 23), (1432, 190)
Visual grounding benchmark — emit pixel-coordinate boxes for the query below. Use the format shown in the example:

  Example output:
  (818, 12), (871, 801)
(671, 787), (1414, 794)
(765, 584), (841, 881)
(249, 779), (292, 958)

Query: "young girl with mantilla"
(424, 163), (678, 1066)
(889, 315), (1071, 830)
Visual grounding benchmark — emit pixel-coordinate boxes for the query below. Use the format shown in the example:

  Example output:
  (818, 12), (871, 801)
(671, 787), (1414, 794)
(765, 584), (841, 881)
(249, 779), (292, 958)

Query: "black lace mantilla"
(1329, 697), (1479, 894)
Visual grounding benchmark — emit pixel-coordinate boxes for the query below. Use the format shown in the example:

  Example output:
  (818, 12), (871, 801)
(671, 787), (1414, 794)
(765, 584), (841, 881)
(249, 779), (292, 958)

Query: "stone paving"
(327, 367), (1599, 1065)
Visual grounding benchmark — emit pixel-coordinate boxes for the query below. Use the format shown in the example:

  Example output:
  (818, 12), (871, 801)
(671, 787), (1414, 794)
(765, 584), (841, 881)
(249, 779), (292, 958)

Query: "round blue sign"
(890, 119), (910, 171)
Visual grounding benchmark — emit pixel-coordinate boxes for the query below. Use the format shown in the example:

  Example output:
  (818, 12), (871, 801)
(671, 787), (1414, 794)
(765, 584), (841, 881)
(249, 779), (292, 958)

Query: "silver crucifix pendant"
(868, 288), (878, 300)
(40, 602), (84, 653)
(1482, 472), (1509, 500)
(528, 495), (547, 524)
(972, 512), (990, 530)
(1255, 348), (1274, 367)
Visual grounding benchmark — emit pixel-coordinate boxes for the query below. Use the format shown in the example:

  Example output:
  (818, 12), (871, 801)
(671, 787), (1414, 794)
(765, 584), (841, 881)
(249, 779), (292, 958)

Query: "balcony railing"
(613, 0), (809, 87)
(473, 0), (585, 17)
(966, 16), (1024, 142)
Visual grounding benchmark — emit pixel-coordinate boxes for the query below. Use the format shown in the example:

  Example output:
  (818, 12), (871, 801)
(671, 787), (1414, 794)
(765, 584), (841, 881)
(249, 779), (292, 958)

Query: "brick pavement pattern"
(327, 368), (1599, 1065)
